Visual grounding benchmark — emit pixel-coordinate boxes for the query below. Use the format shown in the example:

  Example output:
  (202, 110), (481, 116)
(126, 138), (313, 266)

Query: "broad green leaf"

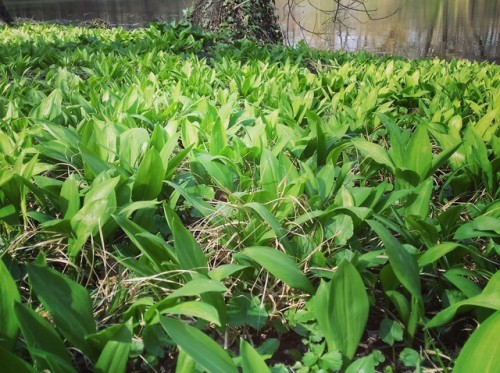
(195, 152), (234, 191)
(113, 214), (176, 270)
(405, 215), (438, 246)
(426, 271), (500, 329)
(69, 199), (107, 259)
(418, 243), (465, 267)
(454, 311), (500, 373)
(259, 149), (280, 197)
(167, 278), (228, 299)
(27, 264), (97, 358)
(379, 318), (404, 346)
(86, 323), (128, 352)
(162, 301), (221, 326)
(227, 293), (269, 330)
(59, 175), (80, 219)
(324, 214), (354, 246)
(0, 259), (20, 350)
(386, 290), (410, 323)
(425, 142), (462, 179)
(406, 125), (432, 180)
(443, 272), (482, 298)
(164, 203), (208, 275)
(132, 148), (166, 201)
(330, 260), (370, 360)
(319, 350), (343, 371)
(160, 317), (238, 373)
(176, 348), (197, 373)
(167, 181), (215, 217)
(405, 178), (433, 219)
(209, 115), (227, 155)
(208, 264), (249, 281)
(473, 107), (498, 142)
(14, 302), (76, 373)
(245, 202), (292, 253)
(454, 215), (500, 240)
(368, 220), (421, 299)
(165, 144), (194, 180)
(94, 321), (132, 373)
(118, 128), (150, 170)
(352, 138), (395, 172)
(241, 246), (314, 294)
(69, 176), (119, 259)
(472, 216), (500, 233)
(114, 200), (160, 219)
(79, 144), (112, 179)
(345, 355), (375, 373)
(0, 346), (35, 373)
(240, 339), (271, 373)
(399, 348), (420, 368)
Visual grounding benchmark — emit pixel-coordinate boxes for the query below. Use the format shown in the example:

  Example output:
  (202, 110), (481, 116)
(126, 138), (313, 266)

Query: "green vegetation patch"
(0, 22), (499, 372)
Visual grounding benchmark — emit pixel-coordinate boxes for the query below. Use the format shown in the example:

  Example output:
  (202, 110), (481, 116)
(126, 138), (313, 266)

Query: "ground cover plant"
(0, 22), (499, 372)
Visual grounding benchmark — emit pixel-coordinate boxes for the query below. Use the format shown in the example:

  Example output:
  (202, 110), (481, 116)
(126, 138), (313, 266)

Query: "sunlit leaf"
(240, 339), (271, 373)
(0, 259), (20, 351)
(160, 317), (238, 373)
(94, 320), (133, 373)
(454, 311), (500, 373)
(241, 246), (314, 294)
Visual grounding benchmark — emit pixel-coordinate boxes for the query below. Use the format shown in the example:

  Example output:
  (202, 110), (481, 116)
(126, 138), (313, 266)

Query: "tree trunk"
(0, 0), (13, 25)
(190, 0), (282, 44)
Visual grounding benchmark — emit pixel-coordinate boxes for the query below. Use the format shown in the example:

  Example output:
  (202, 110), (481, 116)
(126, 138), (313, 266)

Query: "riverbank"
(1, 23), (499, 372)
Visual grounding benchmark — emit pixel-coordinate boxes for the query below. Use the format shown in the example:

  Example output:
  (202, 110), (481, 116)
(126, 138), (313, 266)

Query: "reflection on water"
(276, 0), (500, 62)
(4, 0), (192, 27)
(4, 0), (500, 62)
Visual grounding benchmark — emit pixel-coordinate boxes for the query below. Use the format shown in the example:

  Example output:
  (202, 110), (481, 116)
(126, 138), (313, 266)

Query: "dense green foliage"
(0, 23), (499, 372)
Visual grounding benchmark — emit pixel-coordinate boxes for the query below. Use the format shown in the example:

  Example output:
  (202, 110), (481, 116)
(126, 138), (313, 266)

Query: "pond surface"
(4, 0), (191, 27)
(4, 0), (500, 62)
(276, 0), (500, 63)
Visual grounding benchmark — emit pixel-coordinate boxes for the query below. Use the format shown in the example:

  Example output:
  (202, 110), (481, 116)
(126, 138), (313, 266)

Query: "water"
(4, 0), (192, 27)
(4, 0), (500, 62)
(276, 0), (500, 62)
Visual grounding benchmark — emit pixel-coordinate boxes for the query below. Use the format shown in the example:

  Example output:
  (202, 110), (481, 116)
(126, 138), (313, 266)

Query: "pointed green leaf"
(240, 339), (271, 373)
(454, 311), (500, 373)
(0, 346), (35, 373)
(0, 259), (20, 351)
(176, 348), (196, 373)
(14, 302), (76, 373)
(352, 138), (395, 172)
(160, 317), (238, 373)
(168, 278), (228, 299)
(312, 260), (370, 361)
(195, 152), (234, 191)
(59, 175), (80, 219)
(330, 260), (370, 360)
(260, 149), (280, 197)
(241, 246), (314, 294)
(406, 125), (432, 180)
(27, 264), (97, 358)
(113, 214), (176, 270)
(164, 203), (208, 275)
(162, 301), (221, 326)
(426, 271), (500, 329)
(418, 243), (465, 267)
(132, 148), (166, 201)
(94, 321), (132, 373)
(69, 176), (119, 259)
(245, 202), (292, 253)
(368, 220), (421, 300)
